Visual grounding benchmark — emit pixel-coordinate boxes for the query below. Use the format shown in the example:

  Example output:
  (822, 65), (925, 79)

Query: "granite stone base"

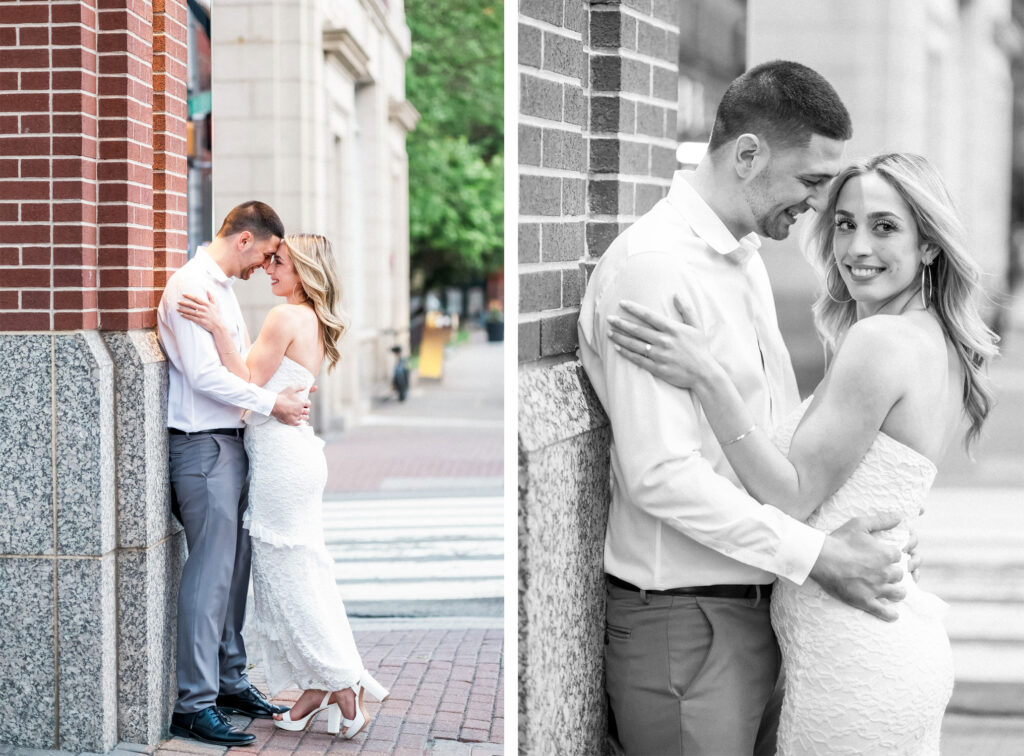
(57, 555), (118, 751)
(518, 361), (612, 755)
(56, 332), (116, 557)
(0, 558), (56, 748)
(102, 331), (175, 549)
(0, 334), (54, 556)
(0, 331), (178, 752)
(117, 534), (185, 744)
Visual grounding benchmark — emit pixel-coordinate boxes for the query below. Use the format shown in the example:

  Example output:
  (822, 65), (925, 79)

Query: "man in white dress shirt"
(157, 201), (307, 745)
(578, 61), (908, 754)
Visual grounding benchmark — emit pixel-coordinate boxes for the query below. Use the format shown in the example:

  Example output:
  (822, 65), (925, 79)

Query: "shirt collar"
(666, 170), (761, 264)
(195, 246), (233, 286)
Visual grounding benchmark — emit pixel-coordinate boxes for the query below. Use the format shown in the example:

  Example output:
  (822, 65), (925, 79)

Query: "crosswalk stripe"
(335, 558), (503, 581)
(323, 495), (504, 603)
(338, 580), (504, 602)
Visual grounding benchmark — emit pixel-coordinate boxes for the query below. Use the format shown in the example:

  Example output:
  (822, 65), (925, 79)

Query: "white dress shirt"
(157, 248), (277, 431)
(578, 170), (826, 588)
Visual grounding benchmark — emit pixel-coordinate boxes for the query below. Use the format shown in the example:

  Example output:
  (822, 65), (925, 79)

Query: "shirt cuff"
(252, 385), (277, 417)
(772, 511), (827, 585)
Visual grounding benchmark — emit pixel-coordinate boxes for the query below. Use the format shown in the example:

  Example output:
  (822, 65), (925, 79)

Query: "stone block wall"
(518, 362), (611, 754)
(0, 1), (190, 751)
(517, 1), (680, 752)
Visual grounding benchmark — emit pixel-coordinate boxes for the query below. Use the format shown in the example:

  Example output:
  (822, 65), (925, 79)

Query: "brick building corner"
(517, 0), (681, 752)
(0, 0), (190, 750)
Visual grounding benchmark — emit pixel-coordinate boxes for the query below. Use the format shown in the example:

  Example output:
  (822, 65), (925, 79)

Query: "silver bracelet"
(719, 424), (757, 447)
(220, 349), (238, 356)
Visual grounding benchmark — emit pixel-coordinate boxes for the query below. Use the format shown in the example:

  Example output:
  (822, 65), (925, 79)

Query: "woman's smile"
(845, 263), (887, 281)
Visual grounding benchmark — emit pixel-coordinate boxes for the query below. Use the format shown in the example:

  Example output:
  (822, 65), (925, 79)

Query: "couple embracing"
(156, 202), (386, 746)
(579, 61), (998, 754)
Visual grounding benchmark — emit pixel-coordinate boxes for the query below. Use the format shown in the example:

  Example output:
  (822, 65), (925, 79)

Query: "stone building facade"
(517, 1), (680, 752)
(0, 0), (190, 751)
(212, 0), (417, 431)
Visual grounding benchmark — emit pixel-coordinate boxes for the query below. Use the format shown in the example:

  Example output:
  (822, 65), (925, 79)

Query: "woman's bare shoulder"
(264, 303), (315, 326)
(828, 316), (919, 395)
(845, 312), (939, 357)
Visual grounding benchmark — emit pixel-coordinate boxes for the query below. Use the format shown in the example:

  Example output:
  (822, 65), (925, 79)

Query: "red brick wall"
(518, 0), (680, 364)
(0, 0), (189, 332)
(152, 0), (188, 298)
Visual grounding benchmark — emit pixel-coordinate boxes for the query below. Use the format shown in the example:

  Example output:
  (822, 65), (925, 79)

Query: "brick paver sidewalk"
(321, 329), (503, 496)
(322, 427), (502, 495)
(148, 627), (503, 756)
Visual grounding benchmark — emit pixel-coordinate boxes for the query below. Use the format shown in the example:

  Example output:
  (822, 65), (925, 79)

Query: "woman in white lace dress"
(607, 153), (998, 754)
(178, 234), (387, 739)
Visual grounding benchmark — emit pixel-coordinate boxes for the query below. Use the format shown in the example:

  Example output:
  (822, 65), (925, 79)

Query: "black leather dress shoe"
(169, 706), (256, 746)
(217, 685), (290, 719)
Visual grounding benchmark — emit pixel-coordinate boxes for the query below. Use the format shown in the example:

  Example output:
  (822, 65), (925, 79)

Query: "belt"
(168, 427), (244, 438)
(607, 574), (772, 600)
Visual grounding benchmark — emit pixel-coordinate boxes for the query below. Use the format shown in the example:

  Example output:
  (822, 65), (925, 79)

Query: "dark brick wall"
(519, 0), (680, 363)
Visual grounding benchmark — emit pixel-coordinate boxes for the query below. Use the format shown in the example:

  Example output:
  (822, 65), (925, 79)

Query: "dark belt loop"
(640, 589), (650, 604)
(753, 583), (762, 608)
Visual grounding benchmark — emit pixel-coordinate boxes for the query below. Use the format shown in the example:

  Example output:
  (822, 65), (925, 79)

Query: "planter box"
(486, 321), (504, 342)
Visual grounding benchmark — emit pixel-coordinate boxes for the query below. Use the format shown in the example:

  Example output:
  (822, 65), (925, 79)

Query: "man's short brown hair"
(708, 60), (853, 154)
(216, 201), (285, 240)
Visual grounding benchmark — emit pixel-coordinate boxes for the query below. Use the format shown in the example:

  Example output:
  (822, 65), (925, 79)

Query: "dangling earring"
(920, 263), (933, 309)
(825, 260), (852, 304)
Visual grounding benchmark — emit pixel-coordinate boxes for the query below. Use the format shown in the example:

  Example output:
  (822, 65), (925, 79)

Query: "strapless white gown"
(242, 356), (362, 696)
(771, 398), (954, 755)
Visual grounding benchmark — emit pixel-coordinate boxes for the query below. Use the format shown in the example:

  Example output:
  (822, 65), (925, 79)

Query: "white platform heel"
(340, 684), (370, 739)
(358, 669), (390, 701)
(273, 691), (341, 733)
(325, 701), (343, 735)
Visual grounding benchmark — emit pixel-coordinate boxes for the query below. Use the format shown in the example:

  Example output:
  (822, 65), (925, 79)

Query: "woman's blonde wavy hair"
(806, 153), (999, 450)
(282, 233), (350, 373)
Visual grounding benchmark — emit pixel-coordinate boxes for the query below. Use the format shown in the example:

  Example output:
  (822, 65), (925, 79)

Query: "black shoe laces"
(210, 707), (231, 728)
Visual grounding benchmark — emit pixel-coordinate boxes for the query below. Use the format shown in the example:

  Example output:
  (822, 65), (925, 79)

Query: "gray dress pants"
(169, 431), (252, 714)
(605, 579), (783, 755)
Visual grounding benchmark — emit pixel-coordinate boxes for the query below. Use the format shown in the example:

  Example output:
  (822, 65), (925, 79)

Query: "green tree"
(405, 0), (503, 302)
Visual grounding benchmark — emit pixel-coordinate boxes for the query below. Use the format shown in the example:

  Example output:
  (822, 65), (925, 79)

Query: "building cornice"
(356, 0), (412, 58)
(388, 97), (420, 131)
(322, 28), (372, 82)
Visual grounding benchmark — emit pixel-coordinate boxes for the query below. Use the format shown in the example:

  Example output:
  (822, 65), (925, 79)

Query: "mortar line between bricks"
(517, 108), (586, 128)
(519, 114), (586, 133)
(591, 47), (679, 72)
(519, 214), (589, 223)
(518, 260), (585, 273)
(520, 164), (588, 178)
(585, 171), (674, 185)
(594, 89), (681, 108)
(519, 65), (585, 87)
(610, 5), (682, 33)
(586, 131), (680, 149)
(515, 306), (581, 323)
(587, 212), (643, 223)
(518, 15), (584, 40)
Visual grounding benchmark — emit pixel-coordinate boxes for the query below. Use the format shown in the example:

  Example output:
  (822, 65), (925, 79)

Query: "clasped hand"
(607, 295), (714, 388)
